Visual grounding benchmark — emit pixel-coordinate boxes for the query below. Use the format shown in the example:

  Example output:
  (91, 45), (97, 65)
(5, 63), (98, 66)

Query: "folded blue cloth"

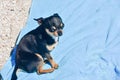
(1, 0), (120, 80)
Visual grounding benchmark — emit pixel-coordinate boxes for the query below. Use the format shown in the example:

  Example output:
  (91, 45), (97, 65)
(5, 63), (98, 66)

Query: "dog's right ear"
(34, 17), (44, 25)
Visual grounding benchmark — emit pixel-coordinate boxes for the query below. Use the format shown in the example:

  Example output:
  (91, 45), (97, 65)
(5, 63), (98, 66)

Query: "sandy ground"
(0, 0), (32, 69)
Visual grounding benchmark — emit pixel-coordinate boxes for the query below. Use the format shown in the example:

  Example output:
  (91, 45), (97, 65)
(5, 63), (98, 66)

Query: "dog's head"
(34, 13), (64, 37)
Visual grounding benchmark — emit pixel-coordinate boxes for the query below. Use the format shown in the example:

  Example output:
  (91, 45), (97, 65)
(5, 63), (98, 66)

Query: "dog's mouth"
(53, 30), (63, 37)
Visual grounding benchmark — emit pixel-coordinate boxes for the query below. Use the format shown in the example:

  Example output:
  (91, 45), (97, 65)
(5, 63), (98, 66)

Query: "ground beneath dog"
(0, 0), (32, 69)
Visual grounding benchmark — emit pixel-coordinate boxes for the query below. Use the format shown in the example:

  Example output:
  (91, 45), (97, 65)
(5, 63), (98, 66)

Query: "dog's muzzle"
(57, 30), (63, 36)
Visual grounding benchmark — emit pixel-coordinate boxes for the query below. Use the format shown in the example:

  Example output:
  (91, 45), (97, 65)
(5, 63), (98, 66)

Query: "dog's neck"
(46, 32), (59, 42)
(51, 35), (59, 42)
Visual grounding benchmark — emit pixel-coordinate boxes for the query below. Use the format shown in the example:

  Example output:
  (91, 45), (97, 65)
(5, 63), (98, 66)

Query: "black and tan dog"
(11, 13), (64, 80)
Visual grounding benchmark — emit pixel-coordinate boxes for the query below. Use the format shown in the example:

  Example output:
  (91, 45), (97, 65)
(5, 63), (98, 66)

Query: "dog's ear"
(34, 17), (44, 25)
(53, 13), (59, 17)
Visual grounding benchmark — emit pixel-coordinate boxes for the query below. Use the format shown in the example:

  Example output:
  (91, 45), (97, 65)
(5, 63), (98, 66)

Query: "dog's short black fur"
(11, 13), (64, 80)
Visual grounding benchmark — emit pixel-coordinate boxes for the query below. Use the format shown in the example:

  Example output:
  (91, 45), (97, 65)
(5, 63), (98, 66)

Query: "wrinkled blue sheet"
(1, 0), (120, 80)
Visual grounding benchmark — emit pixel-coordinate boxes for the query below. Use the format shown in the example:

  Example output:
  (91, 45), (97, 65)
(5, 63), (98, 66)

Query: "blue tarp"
(1, 0), (120, 80)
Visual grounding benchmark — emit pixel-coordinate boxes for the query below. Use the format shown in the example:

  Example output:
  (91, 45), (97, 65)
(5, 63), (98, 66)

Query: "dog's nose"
(58, 31), (63, 36)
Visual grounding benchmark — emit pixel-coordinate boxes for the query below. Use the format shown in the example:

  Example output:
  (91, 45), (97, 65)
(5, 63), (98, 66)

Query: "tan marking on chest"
(46, 41), (58, 51)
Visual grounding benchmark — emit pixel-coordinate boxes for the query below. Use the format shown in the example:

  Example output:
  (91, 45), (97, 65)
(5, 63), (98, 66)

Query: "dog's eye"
(59, 23), (64, 29)
(51, 26), (56, 32)
(60, 23), (64, 29)
(60, 23), (63, 27)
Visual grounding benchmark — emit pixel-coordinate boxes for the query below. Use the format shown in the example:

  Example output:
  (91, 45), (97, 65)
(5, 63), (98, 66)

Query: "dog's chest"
(46, 37), (59, 51)
(46, 41), (58, 51)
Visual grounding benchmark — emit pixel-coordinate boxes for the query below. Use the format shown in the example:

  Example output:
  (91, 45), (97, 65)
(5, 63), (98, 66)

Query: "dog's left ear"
(34, 17), (44, 25)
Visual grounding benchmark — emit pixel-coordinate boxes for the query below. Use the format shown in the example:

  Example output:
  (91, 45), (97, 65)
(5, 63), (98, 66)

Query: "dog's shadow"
(10, 46), (17, 66)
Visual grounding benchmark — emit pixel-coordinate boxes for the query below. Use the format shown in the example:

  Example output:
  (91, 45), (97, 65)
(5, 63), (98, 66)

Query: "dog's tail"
(0, 73), (3, 80)
(11, 65), (18, 80)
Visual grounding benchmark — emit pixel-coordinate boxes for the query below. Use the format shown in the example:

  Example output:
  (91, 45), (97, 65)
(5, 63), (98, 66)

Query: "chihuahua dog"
(11, 13), (64, 80)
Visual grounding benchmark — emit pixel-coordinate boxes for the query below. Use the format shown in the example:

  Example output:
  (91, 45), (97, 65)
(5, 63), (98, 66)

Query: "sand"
(0, 0), (32, 69)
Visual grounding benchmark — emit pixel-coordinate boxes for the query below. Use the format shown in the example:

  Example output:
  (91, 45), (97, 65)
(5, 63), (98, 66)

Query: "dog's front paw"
(53, 63), (59, 69)
(54, 63), (59, 69)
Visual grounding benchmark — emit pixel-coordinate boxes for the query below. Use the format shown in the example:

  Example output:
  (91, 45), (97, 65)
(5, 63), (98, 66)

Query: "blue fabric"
(1, 0), (120, 80)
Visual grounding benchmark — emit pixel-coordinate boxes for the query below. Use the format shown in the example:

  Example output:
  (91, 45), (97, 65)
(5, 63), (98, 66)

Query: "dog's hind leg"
(37, 65), (54, 74)
(35, 54), (54, 74)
